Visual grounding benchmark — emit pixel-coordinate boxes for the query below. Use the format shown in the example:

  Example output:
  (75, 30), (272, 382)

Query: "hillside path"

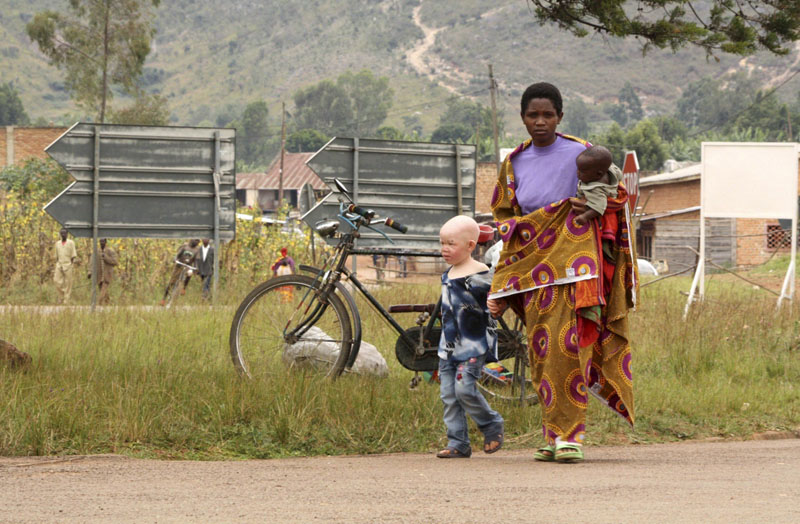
(1, 439), (798, 523)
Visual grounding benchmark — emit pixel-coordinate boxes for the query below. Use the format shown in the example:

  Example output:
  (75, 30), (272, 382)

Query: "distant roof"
(639, 206), (701, 221)
(639, 163), (701, 187)
(236, 152), (328, 191)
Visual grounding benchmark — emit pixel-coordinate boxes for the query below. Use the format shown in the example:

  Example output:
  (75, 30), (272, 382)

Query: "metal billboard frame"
(305, 137), (477, 254)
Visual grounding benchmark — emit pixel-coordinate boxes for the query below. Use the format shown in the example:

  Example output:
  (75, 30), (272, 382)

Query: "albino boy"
(436, 215), (504, 458)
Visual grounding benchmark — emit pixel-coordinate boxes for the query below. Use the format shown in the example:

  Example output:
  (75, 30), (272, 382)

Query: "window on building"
(637, 221), (654, 260)
(766, 224), (791, 249)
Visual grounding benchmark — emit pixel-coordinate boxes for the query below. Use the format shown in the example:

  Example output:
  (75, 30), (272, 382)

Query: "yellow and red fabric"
(489, 136), (638, 440)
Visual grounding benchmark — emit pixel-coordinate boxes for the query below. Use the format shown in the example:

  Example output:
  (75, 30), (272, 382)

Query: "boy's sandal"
(534, 445), (555, 462)
(436, 447), (471, 459)
(555, 442), (584, 463)
(483, 433), (503, 454)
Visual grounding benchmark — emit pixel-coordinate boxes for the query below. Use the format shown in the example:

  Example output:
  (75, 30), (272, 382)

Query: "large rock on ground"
(283, 326), (388, 377)
(1, 339), (32, 369)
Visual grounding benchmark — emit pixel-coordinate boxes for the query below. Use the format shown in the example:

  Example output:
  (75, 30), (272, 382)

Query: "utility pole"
(488, 64), (500, 174)
(279, 101), (286, 206)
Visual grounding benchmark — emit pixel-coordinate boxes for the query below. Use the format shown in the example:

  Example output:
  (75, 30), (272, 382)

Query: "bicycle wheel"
(229, 274), (353, 380)
(478, 319), (539, 404)
(165, 268), (186, 309)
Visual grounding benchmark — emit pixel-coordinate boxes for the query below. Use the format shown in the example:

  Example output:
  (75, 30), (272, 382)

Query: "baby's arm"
(575, 208), (601, 226)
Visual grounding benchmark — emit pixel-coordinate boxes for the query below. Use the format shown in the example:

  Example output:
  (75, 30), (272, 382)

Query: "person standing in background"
(88, 238), (118, 305)
(54, 228), (78, 304)
(197, 238), (215, 300)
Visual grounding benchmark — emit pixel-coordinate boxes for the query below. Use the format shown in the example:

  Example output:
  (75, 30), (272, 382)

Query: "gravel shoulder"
(1, 439), (799, 523)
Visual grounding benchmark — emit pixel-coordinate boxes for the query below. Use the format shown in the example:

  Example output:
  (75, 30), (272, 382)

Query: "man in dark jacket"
(196, 238), (215, 299)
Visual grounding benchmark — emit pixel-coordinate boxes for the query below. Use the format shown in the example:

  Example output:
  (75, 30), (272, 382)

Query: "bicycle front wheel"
(165, 268), (186, 309)
(229, 274), (353, 380)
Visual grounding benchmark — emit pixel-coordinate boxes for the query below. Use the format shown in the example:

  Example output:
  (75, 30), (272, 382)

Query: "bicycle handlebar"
(347, 204), (375, 220)
(174, 259), (198, 271)
(384, 218), (408, 234)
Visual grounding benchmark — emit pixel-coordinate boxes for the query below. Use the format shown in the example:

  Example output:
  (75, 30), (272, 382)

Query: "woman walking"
(487, 82), (638, 463)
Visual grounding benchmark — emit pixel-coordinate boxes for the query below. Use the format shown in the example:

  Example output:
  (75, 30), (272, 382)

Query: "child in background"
(574, 145), (618, 226)
(436, 215), (504, 458)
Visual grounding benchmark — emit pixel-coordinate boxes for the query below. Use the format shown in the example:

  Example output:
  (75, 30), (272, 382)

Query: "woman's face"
(521, 98), (563, 147)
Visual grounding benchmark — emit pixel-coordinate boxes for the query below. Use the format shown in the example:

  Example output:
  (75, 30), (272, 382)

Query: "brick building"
(0, 126), (67, 168)
(476, 161), (499, 216)
(639, 158), (800, 272)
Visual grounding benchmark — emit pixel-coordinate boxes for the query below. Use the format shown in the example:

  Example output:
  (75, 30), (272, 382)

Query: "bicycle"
(165, 259), (197, 309)
(228, 179), (538, 403)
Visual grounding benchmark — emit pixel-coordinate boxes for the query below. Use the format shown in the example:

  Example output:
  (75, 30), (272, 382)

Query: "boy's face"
(576, 157), (606, 183)
(439, 230), (474, 266)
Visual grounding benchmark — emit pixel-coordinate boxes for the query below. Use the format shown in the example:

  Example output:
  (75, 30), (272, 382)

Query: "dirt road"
(1, 439), (798, 523)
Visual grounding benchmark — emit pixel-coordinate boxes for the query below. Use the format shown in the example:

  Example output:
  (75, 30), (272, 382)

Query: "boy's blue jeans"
(439, 354), (504, 455)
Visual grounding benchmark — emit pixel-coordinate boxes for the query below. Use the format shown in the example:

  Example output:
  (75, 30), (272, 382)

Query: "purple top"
(511, 136), (588, 214)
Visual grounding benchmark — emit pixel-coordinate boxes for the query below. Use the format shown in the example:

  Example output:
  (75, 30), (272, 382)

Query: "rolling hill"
(2, 0), (799, 140)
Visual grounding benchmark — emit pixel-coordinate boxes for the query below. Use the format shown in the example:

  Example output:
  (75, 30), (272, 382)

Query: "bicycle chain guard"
(394, 326), (440, 372)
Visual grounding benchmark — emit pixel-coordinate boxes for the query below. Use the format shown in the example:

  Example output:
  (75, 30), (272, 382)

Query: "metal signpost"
(298, 183), (318, 263)
(304, 137), (477, 254)
(44, 123), (236, 308)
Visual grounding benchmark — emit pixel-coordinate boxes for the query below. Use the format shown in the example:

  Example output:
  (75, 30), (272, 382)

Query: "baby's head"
(576, 145), (613, 183)
(439, 215), (480, 266)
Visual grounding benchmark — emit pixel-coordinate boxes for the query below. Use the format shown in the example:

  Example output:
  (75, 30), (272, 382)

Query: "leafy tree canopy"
(0, 83), (30, 126)
(286, 129), (329, 153)
(27, 0), (161, 123)
(436, 97), (498, 140)
(0, 158), (70, 198)
(237, 100), (271, 166)
(292, 70), (394, 137)
(431, 123), (473, 144)
(561, 97), (591, 138)
(109, 92), (169, 125)
(528, 0), (800, 56)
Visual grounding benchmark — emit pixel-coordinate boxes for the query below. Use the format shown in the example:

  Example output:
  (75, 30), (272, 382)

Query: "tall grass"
(1, 276), (798, 458)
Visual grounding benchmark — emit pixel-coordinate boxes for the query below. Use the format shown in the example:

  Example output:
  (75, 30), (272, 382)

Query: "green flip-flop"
(534, 445), (555, 462)
(555, 442), (584, 463)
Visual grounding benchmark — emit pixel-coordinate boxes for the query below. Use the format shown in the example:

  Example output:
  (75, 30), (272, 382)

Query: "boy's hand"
(487, 298), (508, 318)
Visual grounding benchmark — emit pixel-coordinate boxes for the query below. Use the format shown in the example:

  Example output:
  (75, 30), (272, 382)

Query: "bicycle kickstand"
(408, 372), (422, 390)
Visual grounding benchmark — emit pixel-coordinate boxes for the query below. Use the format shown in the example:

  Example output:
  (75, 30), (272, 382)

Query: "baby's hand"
(574, 214), (588, 226)
(487, 298), (508, 318)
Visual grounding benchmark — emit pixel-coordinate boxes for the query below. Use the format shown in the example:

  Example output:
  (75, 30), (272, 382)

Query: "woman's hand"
(569, 197), (588, 216)
(487, 298), (508, 318)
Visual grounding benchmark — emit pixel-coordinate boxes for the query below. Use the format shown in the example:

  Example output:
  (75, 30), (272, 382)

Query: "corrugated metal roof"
(639, 163), (701, 187)
(639, 205), (701, 221)
(235, 152), (327, 191)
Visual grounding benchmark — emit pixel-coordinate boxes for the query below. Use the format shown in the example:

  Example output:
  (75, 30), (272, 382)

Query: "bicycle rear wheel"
(478, 321), (538, 404)
(229, 274), (353, 380)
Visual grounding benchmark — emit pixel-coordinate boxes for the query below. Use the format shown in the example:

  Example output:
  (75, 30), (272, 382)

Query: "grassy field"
(1, 274), (799, 459)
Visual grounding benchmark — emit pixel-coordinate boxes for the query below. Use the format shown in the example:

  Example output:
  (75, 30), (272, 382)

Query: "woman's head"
(520, 82), (564, 147)
(520, 82), (563, 115)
